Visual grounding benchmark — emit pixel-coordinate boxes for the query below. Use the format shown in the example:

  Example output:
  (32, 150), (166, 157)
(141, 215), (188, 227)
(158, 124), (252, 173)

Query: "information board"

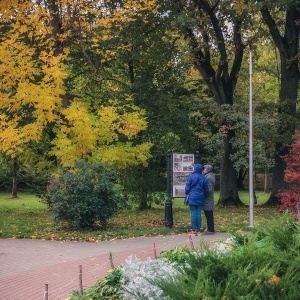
(172, 153), (194, 197)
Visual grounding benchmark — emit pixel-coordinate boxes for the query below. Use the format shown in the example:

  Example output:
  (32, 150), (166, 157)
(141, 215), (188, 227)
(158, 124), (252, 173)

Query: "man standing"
(202, 164), (216, 235)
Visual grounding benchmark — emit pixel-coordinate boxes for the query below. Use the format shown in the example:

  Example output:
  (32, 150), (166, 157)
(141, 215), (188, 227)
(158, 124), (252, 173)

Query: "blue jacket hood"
(193, 163), (203, 174)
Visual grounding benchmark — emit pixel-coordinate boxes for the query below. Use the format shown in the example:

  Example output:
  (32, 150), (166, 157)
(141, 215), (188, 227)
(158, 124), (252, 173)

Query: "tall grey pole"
(249, 38), (254, 227)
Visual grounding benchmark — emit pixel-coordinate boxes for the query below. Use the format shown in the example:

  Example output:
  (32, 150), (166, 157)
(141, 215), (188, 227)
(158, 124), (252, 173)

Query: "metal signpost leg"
(165, 151), (173, 228)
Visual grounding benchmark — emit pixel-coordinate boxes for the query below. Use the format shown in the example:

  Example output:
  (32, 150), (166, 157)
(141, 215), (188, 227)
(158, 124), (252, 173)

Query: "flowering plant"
(120, 255), (180, 299)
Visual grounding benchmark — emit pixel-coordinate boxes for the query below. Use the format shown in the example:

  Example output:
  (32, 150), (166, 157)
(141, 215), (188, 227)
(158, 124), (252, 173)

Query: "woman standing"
(185, 163), (208, 236)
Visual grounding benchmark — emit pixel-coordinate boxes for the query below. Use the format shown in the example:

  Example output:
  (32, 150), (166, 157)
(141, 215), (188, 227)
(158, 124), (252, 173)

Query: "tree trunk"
(139, 191), (151, 210)
(261, 5), (299, 206)
(264, 167), (269, 193)
(266, 57), (298, 205)
(218, 130), (243, 206)
(11, 159), (18, 198)
(254, 190), (257, 205)
(183, 1), (246, 206)
(237, 168), (247, 189)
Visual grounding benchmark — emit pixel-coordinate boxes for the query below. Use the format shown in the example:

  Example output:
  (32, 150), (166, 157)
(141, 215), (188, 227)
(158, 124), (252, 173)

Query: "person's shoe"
(201, 231), (215, 235)
(188, 231), (198, 236)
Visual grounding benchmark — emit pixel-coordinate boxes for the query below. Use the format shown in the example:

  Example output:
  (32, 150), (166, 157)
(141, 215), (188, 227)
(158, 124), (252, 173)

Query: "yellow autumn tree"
(0, 0), (156, 170)
(49, 99), (151, 168)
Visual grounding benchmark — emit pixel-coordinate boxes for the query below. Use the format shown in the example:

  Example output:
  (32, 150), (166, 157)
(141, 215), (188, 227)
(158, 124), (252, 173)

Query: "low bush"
(47, 161), (122, 228)
(71, 267), (124, 300)
(155, 213), (300, 300)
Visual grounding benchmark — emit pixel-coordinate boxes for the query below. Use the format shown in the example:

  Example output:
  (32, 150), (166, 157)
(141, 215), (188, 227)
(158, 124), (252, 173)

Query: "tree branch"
(197, 0), (228, 81)
(260, 6), (285, 54)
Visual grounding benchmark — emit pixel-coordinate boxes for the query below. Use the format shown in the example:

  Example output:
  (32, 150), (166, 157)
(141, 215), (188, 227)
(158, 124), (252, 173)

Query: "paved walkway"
(0, 232), (227, 300)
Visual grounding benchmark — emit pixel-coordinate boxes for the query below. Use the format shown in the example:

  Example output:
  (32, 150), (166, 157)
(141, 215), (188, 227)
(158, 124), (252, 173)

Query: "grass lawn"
(0, 191), (284, 242)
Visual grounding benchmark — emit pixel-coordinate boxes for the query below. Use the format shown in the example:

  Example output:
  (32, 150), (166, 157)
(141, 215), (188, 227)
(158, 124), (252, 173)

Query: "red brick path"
(0, 233), (227, 300)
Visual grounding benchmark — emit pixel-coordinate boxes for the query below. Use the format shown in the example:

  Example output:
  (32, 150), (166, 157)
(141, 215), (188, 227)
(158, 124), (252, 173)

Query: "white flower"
(119, 236), (238, 299)
(120, 255), (180, 300)
(213, 236), (237, 254)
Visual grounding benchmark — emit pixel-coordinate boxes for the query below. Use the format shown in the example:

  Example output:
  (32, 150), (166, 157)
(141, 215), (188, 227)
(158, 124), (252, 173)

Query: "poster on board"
(172, 153), (194, 197)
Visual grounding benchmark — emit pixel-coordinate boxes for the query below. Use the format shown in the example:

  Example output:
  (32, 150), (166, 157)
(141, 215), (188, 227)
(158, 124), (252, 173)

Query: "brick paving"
(0, 233), (227, 300)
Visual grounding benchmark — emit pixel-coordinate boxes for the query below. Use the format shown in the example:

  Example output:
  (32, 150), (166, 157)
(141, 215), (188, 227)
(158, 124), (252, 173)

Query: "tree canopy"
(0, 0), (299, 209)
(0, 0), (155, 169)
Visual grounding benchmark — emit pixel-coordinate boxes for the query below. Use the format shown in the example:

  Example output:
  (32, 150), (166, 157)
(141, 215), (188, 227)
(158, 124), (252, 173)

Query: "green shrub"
(154, 213), (300, 299)
(70, 267), (123, 300)
(159, 245), (198, 264)
(254, 211), (299, 251)
(47, 161), (122, 228)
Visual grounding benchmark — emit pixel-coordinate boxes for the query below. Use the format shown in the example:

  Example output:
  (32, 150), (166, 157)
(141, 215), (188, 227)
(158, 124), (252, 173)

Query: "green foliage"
(253, 211), (299, 251)
(159, 245), (198, 264)
(155, 213), (300, 300)
(121, 165), (165, 210)
(21, 164), (52, 201)
(0, 154), (12, 191)
(47, 161), (122, 228)
(70, 267), (123, 300)
(159, 246), (230, 299)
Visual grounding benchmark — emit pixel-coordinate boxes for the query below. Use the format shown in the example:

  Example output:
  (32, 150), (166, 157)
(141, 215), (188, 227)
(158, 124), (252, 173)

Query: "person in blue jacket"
(185, 163), (209, 236)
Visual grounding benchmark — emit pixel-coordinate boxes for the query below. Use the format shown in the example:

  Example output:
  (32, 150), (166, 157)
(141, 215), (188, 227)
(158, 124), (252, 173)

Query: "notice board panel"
(172, 153), (194, 197)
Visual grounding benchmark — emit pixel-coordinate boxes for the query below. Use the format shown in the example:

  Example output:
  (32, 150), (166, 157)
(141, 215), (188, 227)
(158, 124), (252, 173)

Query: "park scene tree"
(1, 0), (300, 218)
(1, 1), (300, 298)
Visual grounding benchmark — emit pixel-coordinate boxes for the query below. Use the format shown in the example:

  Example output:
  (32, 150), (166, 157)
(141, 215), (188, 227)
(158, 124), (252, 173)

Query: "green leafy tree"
(66, 3), (199, 208)
(159, 0), (250, 205)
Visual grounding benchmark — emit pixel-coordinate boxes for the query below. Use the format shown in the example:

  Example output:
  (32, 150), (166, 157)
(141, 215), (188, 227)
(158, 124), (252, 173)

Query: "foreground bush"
(70, 212), (299, 299)
(155, 213), (299, 300)
(47, 161), (122, 228)
(71, 267), (123, 300)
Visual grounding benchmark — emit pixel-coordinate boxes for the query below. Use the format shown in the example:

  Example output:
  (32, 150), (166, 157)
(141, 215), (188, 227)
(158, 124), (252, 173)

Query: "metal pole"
(249, 38), (254, 228)
(165, 151), (173, 228)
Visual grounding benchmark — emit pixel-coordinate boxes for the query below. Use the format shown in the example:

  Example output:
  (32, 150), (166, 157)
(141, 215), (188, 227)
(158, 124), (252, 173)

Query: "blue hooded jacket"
(185, 164), (208, 206)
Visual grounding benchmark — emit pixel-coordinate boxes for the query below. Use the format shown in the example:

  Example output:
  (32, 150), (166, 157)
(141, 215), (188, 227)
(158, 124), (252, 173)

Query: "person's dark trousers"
(204, 210), (214, 232)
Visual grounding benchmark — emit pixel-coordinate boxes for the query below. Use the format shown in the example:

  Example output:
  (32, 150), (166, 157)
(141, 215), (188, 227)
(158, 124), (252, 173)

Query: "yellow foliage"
(0, 35), (65, 156)
(96, 142), (153, 168)
(50, 100), (152, 168)
(0, 0), (154, 167)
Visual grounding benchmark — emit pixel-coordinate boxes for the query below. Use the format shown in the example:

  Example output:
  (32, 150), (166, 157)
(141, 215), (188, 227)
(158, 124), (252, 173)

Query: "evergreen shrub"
(155, 213), (300, 300)
(47, 161), (122, 228)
